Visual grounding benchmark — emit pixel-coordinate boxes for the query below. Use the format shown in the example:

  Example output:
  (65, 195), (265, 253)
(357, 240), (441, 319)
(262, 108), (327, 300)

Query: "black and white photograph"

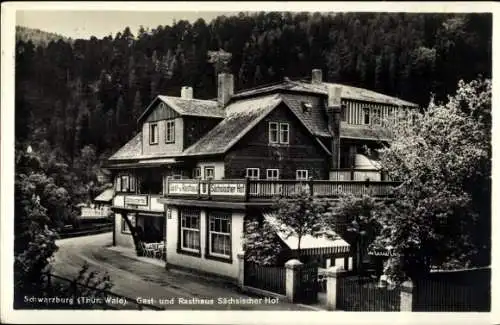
(1, 2), (497, 324)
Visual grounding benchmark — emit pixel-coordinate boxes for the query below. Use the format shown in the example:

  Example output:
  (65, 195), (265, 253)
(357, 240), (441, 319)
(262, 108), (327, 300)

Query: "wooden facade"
(224, 103), (330, 180)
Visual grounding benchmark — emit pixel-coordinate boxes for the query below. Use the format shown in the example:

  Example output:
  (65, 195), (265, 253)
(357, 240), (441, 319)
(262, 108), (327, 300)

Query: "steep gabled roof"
(157, 96), (224, 118)
(137, 96), (223, 124)
(183, 94), (282, 156)
(183, 93), (332, 157)
(108, 132), (142, 161)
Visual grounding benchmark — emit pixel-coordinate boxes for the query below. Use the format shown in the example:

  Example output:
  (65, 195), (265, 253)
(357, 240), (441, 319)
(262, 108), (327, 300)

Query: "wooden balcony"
(164, 178), (399, 202)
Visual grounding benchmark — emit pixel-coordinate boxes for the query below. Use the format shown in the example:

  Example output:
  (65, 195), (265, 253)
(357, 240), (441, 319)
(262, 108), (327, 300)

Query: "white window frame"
(150, 123), (159, 144)
(269, 122), (278, 144)
(180, 209), (201, 253)
(165, 119), (175, 143)
(279, 123), (290, 144)
(246, 168), (260, 180)
(208, 213), (232, 259)
(204, 167), (215, 180)
(266, 169), (280, 180)
(296, 170), (309, 181)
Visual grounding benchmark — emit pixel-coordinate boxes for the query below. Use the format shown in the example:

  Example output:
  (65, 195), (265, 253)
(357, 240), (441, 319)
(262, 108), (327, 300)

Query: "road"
(52, 233), (310, 310)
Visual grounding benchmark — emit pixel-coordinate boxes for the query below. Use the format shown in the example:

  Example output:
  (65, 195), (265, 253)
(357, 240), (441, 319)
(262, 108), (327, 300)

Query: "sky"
(16, 10), (237, 39)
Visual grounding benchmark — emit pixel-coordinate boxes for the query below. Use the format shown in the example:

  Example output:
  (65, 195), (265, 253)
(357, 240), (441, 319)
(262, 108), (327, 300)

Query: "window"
(165, 120), (175, 143)
(150, 123), (158, 144)
(363, 108), (370, 125)
(204, 167), (215, 180)
(246, 168), (260, 180)
(296, 170), (309, 181)
(130, 176), (136, 192)
(193, 167), (201, 179)
(266, 169), (279, 180)
(208, 213), (231, 259)
(116, 174), (137, 193)
(121, 213), (136, 234)
(279, 123), (289, 144)
(115, 177), (122, 192)
(269, 122), (278, 144)
(180, 209), (200, 253)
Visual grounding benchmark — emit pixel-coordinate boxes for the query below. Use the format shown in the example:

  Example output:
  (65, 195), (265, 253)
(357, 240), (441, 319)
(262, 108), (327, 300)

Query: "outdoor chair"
(154, 242), (165, 259)
(140, 242), (156, 258)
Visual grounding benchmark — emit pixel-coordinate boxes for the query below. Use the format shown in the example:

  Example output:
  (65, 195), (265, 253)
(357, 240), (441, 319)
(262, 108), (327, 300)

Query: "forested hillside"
(15, 12), (491, 207)
(16, 26), (72, 47)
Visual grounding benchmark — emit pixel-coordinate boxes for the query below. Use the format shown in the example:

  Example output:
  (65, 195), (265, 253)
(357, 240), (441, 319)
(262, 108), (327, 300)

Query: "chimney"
(326, 85), (342, 169)
(312, 69), (323, 84)
(217, 73), (234, 107)
(181, 86), (193, 99)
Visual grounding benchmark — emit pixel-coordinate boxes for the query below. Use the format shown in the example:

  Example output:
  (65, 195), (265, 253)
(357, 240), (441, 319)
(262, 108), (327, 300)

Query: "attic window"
(301, 101), (313, 113)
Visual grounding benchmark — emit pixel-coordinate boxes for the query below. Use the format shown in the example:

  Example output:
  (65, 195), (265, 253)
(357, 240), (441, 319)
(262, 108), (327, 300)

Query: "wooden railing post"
(197, 178), (201, 199)
(207, 178), (212, 200)
(309, 177), (314, 196)
(350, 167), (355, 181)
(165, 177), (169, 197)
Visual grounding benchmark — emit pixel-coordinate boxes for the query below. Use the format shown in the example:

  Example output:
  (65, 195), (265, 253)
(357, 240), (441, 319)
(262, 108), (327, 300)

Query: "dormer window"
(150, 123), (159, 144)
(301, 101), (313, 113)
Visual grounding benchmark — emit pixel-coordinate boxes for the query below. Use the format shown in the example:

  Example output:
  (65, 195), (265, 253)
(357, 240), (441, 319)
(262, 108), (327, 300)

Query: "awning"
(94, 188), (114, 202)
(263, 213), (350, 256)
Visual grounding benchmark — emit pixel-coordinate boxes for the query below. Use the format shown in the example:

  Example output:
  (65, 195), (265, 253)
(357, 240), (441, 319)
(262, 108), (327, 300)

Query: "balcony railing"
(165, 178), (400, 201)
(329, 169), (389, 181)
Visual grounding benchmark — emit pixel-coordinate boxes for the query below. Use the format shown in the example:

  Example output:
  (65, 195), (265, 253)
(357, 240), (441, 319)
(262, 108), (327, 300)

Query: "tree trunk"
(121, 213), (142, 255)
(297, 235), (302, 262)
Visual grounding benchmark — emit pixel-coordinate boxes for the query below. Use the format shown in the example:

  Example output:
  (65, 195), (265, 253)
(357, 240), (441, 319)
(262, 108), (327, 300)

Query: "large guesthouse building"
(106, 69), (418, 282)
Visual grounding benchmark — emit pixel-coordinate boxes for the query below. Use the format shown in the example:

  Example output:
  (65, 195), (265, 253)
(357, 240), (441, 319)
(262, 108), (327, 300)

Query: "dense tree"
(272, 191), (327, 259)
(242, 219), (282, 265)
(371, 78), (491, 282)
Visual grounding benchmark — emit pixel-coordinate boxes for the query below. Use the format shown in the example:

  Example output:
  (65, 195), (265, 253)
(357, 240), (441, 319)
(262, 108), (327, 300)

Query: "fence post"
(400, 280), (414, 312)
(285, 259), (303, 303)
(237, 251), (245, 289)
(326, 265), (344, 311)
